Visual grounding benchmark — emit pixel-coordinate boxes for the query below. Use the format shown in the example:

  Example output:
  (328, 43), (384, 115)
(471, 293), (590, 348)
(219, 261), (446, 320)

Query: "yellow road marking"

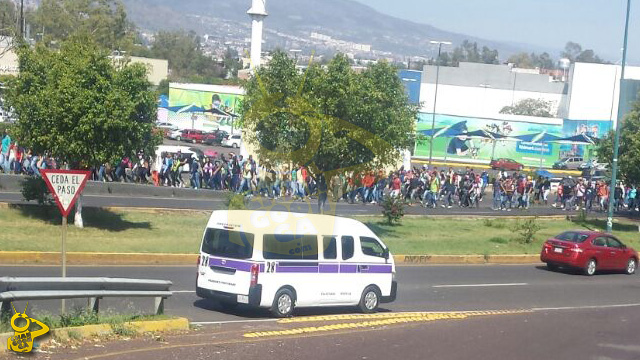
(245, 310), (530, 338)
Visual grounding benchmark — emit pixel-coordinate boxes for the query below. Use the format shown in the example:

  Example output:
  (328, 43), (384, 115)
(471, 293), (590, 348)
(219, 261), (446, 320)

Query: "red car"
(179, 129), (207, 144)
(490, 158), (524, 171)
(540, 230), (638, 276)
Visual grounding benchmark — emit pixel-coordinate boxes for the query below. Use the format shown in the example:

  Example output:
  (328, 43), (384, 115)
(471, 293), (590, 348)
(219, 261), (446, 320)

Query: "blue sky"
(354, 0), (640, 63)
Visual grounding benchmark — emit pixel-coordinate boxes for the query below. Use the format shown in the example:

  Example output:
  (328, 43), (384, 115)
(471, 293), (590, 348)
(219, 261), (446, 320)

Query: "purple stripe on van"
(276, 265), (319, 273)
(319, 264), (339, 273)
(360, 265), (393, 274)
(340, 264), (358, 273)
(208, 257), (255, 272)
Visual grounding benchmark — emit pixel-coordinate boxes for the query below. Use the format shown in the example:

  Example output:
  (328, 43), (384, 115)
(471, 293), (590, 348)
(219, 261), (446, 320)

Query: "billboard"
(168, 83), (244, 132)
(414, 113), (612, 167)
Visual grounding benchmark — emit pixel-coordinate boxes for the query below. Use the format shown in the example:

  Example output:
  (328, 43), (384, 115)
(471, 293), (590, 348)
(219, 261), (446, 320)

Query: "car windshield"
(555, 232), (590, 243)
(201, 228), (254, 259)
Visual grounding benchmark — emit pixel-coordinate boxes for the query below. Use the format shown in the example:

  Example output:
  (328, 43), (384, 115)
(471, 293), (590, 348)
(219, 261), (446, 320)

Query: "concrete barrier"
(0, 174), (225, 201)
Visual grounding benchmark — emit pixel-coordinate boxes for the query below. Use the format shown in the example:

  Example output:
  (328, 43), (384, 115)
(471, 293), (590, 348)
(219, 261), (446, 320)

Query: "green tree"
(7, 36), (160, 225)
(0, 0), (16, 37)
(31, 0), (137, 51)
(240, 51), (417, 178)
(596, 100), (640, 185)
(500, 98), (555, 118)
(561, 41), (608, 64)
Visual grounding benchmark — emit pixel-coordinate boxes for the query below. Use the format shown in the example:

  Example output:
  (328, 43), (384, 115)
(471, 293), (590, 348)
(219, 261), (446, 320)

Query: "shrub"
(21, 176), (54, 205)
(381, 195), (406, 225)
(483, 218), (506, 229)
(511, 217), (542, 244)
(225, 193), (248, 210)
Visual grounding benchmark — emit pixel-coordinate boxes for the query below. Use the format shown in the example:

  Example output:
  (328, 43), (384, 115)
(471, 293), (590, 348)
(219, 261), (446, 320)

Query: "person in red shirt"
(390, 174), (401, 198)
(362, 171), (375, 204)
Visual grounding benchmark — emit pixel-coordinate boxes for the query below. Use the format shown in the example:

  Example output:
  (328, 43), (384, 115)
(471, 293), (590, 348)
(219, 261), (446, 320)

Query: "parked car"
(155, 122), (178, 137)
(490, 158), (524, 171)
(578, 159), (607, 171)
(540, 230), (638, 276)
(168, 129), (183, 140)
(222, 134), (242, 148)
(581, 169), (608, 182)
(552, 156), (583, 170)
(180, 129), (208, 143)
(203, 130), (229, 145)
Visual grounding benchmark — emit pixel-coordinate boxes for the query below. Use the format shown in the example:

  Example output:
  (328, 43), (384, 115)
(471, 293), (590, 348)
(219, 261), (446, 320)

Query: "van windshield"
(201, 228), (254, 259)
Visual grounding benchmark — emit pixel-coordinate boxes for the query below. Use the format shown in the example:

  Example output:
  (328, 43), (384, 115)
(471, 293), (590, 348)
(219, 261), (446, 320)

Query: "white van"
(196, 210), (397, 317)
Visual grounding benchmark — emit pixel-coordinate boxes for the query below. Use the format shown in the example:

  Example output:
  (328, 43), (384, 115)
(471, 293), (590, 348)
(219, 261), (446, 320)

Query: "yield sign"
(41, 170), (91, 217)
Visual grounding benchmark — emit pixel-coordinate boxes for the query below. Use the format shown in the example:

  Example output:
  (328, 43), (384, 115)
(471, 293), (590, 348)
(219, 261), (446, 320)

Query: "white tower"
(247, 0), (268, 69)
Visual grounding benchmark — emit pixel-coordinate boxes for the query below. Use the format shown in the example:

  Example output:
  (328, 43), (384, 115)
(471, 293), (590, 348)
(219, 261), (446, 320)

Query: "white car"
(156, 122), (177, 131)
(168, 129), (183, 140)
(222, 134), (242, 148)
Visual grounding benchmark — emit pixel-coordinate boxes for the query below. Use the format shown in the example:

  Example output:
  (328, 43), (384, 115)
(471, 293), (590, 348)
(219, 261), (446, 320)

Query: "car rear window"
(263, 234), (318, 260)
(201, 228), (254, 259)
(555, 231), (589, 243)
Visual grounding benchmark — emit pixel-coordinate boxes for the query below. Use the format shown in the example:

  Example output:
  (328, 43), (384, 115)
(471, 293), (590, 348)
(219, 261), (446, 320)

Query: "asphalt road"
(4, 265), (639, 323)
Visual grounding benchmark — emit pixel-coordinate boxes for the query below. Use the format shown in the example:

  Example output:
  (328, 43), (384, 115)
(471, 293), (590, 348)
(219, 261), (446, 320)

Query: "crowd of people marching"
(2, 128), (639, 213)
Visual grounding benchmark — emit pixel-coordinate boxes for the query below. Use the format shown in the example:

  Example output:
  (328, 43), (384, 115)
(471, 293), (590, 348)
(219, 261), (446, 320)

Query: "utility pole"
(606, 0), (631, 233)
(19, 0), (24, 39)
(428, 41), (451, 166)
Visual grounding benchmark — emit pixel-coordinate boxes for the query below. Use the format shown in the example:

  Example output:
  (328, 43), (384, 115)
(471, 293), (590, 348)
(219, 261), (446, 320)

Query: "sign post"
(41, 170), (90, 313)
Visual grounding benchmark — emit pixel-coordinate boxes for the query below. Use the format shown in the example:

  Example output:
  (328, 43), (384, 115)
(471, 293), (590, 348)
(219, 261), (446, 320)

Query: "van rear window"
(263, 234), (318, 260)
(201, 228), (254, 259)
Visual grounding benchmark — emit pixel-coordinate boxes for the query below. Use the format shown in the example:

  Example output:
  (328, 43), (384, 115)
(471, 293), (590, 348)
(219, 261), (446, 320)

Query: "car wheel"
(192, 139), (197, 144)
(358, 286), (381, 313)
(584, 259), (597, 276)
(176, 136), (181, 142)
(271, 288), (295, 318)
(626, 258), (637, 275)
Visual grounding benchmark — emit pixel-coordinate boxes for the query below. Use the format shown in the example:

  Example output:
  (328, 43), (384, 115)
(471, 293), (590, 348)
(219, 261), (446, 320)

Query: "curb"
(0, 251), (541, 266)
(0, 318), (190, 353)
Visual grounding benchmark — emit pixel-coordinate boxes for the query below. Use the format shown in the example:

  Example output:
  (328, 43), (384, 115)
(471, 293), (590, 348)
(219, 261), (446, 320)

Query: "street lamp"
(428, 40), (451, 166)
(607, 0), (631, 233)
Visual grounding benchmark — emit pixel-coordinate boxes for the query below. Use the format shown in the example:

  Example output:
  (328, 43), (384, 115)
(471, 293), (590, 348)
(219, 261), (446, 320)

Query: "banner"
(414, 113), (612, 167)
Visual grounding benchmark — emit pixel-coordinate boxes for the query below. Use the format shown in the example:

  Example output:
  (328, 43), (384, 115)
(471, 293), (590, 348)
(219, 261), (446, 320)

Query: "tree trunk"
(74, 194), (84, 228)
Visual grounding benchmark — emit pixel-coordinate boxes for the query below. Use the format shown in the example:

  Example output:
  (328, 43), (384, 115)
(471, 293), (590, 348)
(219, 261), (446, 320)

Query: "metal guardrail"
(0, 277), (173, 319)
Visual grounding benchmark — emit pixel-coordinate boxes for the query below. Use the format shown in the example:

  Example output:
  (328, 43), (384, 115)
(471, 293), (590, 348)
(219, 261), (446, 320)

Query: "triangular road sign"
(41, 170), (91, 217)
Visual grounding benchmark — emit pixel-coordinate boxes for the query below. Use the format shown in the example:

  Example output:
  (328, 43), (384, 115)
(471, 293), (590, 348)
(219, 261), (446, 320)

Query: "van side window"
(360, 237), (385, 258)
(322, 236), (337, 260)
(263, 234), (318, 260)
(342, 236), (354, 260)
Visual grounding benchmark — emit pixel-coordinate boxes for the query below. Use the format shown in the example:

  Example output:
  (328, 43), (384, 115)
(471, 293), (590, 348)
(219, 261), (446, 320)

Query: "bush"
(511, 217), (542, 244)
(380, 195), (406, 225)
(225, 193), (248, 210)
(483, 218), (507, 229)
(21, 176), (54, 205)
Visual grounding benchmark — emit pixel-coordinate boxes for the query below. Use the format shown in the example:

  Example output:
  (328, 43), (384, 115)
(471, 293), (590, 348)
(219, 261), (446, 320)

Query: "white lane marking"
(192, 319), (279, 326)
(172, 290), (196, 294)
(433, 283), (528, 288)
(533, 303), (640, 311)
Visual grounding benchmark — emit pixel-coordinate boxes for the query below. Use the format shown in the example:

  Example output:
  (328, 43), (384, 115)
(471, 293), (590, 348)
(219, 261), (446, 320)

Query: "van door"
(318, 236), (340, 304)
(198, 228), (256, 299)
(356, 236), (393, 300)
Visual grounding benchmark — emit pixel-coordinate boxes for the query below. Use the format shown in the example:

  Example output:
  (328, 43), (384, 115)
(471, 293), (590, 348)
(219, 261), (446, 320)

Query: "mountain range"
(121, 0), (546, 60)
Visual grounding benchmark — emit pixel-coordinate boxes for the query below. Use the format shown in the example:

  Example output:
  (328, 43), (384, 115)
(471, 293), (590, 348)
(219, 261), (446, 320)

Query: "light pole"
(428, 40), (451, 166)
(607, 0), (631, 233)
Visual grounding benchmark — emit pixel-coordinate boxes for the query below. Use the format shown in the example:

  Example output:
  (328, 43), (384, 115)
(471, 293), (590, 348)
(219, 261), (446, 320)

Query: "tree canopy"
(434, 40), (500, 67)
(500, 98), (555, 118)
(596, 100), (640, 186)
(507, 52), (554, 70)
(6, 36), (160, 169)
(561, 41), (609, 64)
(240, 51), (417, 177)
(30, 0), (137, 52)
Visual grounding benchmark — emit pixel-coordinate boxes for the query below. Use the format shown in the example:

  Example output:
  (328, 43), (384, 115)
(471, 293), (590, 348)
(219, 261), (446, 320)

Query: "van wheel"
(271, 288), (295, 318)
(358, 286), (380, 313)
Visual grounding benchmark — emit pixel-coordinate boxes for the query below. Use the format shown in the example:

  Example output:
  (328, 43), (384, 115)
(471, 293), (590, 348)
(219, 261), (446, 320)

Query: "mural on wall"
(415, 113), (611, 166)
(167, 85), (244, 132)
